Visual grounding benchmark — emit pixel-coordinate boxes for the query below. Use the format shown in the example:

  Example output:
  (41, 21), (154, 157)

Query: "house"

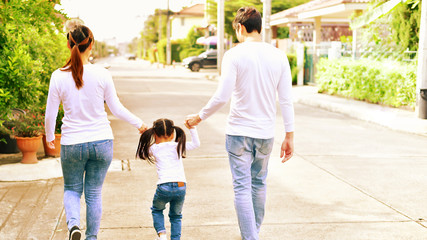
(171, 4), (205, 40)
(271, 0), (369, 42)
(270, 0), (370, 84)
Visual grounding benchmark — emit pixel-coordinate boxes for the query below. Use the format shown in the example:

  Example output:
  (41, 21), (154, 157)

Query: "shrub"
(0, 35), (44, 117)
(156, 39), (184, 64)
(0, 0), (67, 129)
(287, 53), (297, 85)
(316, 58), (416, 108)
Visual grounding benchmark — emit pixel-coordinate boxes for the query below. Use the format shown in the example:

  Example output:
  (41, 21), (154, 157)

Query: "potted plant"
(43, 105), (63, 157)
(0, 120), (19, 154)
(0, 109), (26, 154)
(9, 108), (45, 164)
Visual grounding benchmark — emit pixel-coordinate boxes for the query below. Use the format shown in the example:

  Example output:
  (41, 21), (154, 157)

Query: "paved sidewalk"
(292, 86), (427, 136)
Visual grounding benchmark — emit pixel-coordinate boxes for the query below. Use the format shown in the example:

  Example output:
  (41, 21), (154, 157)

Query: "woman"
(45, 23), (147, 240)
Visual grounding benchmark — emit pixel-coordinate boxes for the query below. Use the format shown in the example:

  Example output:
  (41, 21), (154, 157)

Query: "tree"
(140, 9), (171, 46)
(352, 0), (421, 52)
(390, 1), (421, 51)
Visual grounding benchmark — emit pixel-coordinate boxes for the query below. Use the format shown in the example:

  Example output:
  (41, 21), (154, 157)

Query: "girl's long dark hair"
(136, 118), (186, 164)
(61, 24), (94, 89)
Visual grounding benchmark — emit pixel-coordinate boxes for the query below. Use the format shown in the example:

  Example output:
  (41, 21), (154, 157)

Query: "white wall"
(171, 16), (204, 40)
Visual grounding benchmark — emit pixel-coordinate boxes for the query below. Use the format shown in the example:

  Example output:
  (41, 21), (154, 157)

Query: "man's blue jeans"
(151, 182), (186, 240)
(226, 135), (274, 240)
(60, 139), (113, 240)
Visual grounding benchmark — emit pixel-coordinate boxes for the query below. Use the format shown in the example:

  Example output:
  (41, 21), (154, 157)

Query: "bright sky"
(56, 0), (205, 43)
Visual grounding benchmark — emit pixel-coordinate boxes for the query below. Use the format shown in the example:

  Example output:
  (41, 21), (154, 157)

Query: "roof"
(175, 4), (205, 17)
(271, 0), (369, 25)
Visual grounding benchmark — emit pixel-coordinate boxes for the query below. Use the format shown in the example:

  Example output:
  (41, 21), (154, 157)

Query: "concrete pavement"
(0, 58), (427, 239)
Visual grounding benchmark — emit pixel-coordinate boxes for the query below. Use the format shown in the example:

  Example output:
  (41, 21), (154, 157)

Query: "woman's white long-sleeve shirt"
(45, 64), (143, 145)
(198, 41), (294, 139)
(150, 128), (200, 185)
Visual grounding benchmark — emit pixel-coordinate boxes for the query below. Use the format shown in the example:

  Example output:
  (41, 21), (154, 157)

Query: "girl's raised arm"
(186, 128), (200, 151)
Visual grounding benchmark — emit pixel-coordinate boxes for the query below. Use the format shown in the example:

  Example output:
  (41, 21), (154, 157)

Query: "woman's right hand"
(138, 123), (148, 134)
(47, 141), (55, 149)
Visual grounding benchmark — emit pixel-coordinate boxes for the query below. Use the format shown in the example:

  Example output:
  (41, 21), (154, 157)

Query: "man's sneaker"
(69, 226), (81, 240)
(156, 234), (167, 240)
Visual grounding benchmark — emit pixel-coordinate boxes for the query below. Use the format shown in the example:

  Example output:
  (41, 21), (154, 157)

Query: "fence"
(286, 41), (418, 85)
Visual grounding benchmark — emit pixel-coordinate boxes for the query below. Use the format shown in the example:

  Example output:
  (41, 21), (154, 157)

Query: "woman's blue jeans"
(151, 182), (186, 240)
(226, 135), (274, 240)
(60, 139), (113, 240)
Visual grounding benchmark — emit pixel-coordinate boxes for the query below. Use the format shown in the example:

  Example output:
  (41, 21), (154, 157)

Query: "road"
(0, 57), (427, 239)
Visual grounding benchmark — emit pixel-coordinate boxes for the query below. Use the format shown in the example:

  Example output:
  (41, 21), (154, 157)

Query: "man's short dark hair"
(232, 7), (262, 34)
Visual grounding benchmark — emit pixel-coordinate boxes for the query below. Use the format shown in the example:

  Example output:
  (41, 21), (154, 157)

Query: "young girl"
(136, 118), (200, 240)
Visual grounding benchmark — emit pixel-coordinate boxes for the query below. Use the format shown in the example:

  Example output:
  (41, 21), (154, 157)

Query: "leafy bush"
(316, 58), (416, 108)
(0, 0), (67, 131)
(287, 53), (297, 85)
(0, 36), (43, 112)
(156, 39), (184, 64)
(55, 105), (65, 134)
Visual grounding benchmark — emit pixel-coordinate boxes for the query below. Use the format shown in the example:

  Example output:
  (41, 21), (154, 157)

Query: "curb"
(293, 86), (427, 136)
(0, 159), (126, 182)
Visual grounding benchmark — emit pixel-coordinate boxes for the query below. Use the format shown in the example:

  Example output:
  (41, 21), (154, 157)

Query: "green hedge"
(287, 53), (297, 85)
(316, 58), (417, 108)
(156, 39), (184, 64)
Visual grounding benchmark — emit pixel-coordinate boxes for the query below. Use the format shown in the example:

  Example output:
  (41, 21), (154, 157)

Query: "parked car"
(126, 54), (136, 60)
(182, 50), (217, 72)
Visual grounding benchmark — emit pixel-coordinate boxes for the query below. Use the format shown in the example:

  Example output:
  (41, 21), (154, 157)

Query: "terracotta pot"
(15, 135), (43, 164)
(42, 134), (61, 157)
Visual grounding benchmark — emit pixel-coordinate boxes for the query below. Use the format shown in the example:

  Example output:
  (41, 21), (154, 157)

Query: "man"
(186, 6), (294, 240)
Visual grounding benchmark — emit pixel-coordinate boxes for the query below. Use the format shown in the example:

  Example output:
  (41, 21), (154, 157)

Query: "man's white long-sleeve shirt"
(45, 64), (143, 145)
(199, 41), (294, 139)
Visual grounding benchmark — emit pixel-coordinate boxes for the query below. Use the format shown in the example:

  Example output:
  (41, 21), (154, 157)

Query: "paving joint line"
(0, 185), (30, 231)
(50, 207), (65, 240)
(297, 153), (427, 229)
(17, 179), (55, 239)
(0, 187), (10, 202)
(97, 220), (421, 230)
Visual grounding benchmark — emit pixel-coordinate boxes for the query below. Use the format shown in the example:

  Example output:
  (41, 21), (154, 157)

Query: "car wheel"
(190, 63), (201, 72)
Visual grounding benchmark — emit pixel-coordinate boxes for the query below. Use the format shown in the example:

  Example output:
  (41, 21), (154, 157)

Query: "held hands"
(138, 123), (149, 134)
(280, 132), (294, 163)
(185, 114), (202, 128)
(184, 121), (194, 129)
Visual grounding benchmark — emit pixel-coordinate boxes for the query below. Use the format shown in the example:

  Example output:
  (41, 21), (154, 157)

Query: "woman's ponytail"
(62, 25), (93, 89)
(69, 38), (84, 89)
(174, 126), (187, 158)
(136, 128), (156, 164)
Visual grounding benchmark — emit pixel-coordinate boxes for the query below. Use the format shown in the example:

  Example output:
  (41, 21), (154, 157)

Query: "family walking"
(44, 6), (294, 240)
